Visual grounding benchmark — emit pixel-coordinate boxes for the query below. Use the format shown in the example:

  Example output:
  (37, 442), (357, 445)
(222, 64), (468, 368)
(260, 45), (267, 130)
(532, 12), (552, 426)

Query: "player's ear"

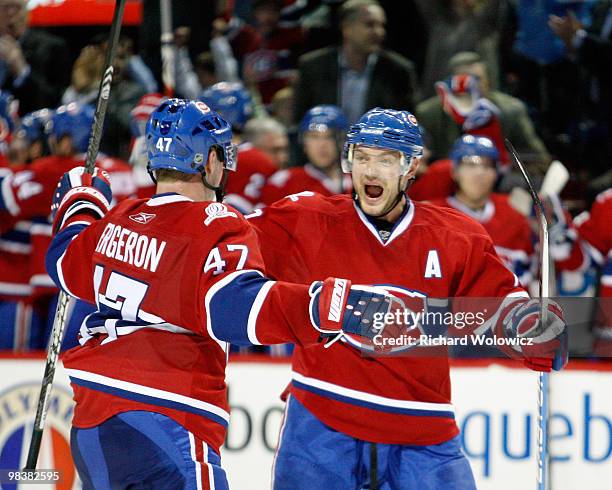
(406, 157), (421, 179)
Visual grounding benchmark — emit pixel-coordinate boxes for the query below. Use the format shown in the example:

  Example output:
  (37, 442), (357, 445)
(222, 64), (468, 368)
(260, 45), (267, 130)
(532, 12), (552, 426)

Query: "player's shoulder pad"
(249, 192), (352, 219)
(413, 200), (492, 239)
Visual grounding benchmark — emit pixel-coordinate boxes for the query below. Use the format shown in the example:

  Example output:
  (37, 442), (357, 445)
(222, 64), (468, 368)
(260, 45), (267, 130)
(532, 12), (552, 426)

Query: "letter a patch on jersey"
(424, 250), (442, 278)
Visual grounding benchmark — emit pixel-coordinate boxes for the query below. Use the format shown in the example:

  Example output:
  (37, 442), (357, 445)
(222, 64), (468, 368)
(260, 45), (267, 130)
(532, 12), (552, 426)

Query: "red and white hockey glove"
(496, 298), (568, 372)
(309, 278), (393, 347)
(51, 166), (112, 234)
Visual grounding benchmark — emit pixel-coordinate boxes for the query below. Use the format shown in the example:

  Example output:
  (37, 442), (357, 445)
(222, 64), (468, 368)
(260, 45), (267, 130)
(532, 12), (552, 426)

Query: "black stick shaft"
(84, 0), (127, 174)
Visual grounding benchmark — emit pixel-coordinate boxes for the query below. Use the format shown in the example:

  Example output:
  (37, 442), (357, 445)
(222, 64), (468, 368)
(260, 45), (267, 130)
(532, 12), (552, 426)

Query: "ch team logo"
(0, 384), (78, 489)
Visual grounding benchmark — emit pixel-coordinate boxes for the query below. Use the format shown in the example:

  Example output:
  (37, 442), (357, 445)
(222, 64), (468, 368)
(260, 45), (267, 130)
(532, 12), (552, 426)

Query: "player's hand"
(497, 298), (568, 372)
(309, 278), (393, 347)
(51, 167), (112, 233)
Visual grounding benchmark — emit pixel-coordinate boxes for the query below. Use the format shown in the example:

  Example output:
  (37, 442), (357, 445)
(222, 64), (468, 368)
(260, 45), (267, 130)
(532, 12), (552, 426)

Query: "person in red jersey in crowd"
(0, 102), (135, 350)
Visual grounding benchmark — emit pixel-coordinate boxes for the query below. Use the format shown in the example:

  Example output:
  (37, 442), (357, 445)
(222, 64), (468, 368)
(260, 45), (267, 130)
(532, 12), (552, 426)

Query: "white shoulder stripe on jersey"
(247, 280), (275, 345)
(65, 368), (230, 423)
(353, 198), (415, 247)
(603, 275), (612, 287)
(30, 274), (55, 287)
(292, 371), (455, 413)
(56, 245), (77, 298)
(1, 174), (20, 216)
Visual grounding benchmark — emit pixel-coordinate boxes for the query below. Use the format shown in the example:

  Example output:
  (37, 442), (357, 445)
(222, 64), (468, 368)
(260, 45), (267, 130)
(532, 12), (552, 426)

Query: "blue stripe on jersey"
(208, 271), (269, 346)
(292, 380), (456, 419)
(45, 224), (87, 292)
(603, 260), (612, 275)
(69, 376), (229, 428)
(0, 228), (30, 244)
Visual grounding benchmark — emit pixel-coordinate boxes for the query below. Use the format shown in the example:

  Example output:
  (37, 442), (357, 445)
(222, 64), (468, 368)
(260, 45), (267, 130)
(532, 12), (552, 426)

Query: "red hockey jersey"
(408, 159), (455, 202)
(248, 193), (526, 445)
(47, 193), (323, 453)
(430, 194), (534, 287)
(259, 163), (352, 206)
(577, 189), (612, 298)
(0, 154), (136, 298)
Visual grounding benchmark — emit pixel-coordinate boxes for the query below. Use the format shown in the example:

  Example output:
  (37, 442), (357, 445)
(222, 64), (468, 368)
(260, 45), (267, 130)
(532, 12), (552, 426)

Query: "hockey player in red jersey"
(45, 99), (394, 489)
(259, 104), (353, 206)
(0, 102), (136, 350)
(430, 135), (585, 289)
(575, 189), (612, 355)
(199, 82), (278, 213)
(429, 135), (535, 286)
(247, 108), (568, 489)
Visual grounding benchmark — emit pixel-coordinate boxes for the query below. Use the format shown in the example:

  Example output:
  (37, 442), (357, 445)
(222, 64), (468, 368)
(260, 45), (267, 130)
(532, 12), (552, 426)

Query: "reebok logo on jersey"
(204, 203), (237, 226)
(129, 212), (156, 224)
(328, 278), (348, 323)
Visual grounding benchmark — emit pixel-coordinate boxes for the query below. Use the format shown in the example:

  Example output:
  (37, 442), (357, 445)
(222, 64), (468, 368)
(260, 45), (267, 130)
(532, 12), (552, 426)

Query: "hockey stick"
(160, 0), (175, 97)
(509, 160), (569, 217)
(24, 0), (127, 470)
(504, 140), (552, 490)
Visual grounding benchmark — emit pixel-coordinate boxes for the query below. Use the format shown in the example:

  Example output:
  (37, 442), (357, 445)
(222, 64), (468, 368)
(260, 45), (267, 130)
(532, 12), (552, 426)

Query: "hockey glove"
(309, 278), (393, 347)
(497, 298), (568, 372)
(51, 166), (112, 234)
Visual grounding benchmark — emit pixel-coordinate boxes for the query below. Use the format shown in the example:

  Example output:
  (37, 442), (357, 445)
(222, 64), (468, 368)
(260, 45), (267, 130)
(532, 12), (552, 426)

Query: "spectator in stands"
(416, 51), (550, 171)
(292, 0), (418, 125)
(62, 36), (147, 160)
(243, 116), (290, 169)
(0, 0), (70, 114)
(415, 0), (506, 99)
(508, 0), (591, 139)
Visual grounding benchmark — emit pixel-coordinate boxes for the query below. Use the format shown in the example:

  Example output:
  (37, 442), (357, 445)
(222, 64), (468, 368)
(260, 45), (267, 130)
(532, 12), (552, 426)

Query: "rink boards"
(0, 356), (610, 489)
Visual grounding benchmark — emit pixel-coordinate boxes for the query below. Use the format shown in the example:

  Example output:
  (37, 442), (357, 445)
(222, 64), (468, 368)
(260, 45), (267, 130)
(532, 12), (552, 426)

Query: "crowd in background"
(0, 0), (610, 357)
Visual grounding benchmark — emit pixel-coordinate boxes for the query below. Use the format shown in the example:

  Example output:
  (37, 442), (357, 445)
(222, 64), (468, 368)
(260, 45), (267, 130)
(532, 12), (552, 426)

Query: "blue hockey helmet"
(146, 98), (236, 177)
(198, 82), (254, 131)
(48, 103), (94, 153)
(299, 105), (348, 135)
(449, 134), (499, 169)
(18, 108), (52, 144)
(342, 108), (423, 175)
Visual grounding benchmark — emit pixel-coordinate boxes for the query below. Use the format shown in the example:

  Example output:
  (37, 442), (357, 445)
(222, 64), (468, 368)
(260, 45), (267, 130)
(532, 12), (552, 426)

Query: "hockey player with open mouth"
(247, 107), (568, 489)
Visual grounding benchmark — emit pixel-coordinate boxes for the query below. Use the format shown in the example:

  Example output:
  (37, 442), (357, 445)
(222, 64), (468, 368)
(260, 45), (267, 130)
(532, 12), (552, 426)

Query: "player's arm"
(0, 165), (58, 224)
(199, 218), (389, 348)
(457, 233), (568, 372)
(575, 190), (612, 267)
(45, 167), (113, 303)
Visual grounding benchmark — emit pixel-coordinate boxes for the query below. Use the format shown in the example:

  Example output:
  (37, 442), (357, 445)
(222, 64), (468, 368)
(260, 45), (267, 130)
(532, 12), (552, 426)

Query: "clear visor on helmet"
(342, 143), (413, 175)
(456, 155), (496, 170)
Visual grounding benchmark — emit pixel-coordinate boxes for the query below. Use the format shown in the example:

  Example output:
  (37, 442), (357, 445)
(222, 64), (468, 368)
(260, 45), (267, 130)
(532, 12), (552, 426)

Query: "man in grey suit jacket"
(292, 0), (418, 125)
